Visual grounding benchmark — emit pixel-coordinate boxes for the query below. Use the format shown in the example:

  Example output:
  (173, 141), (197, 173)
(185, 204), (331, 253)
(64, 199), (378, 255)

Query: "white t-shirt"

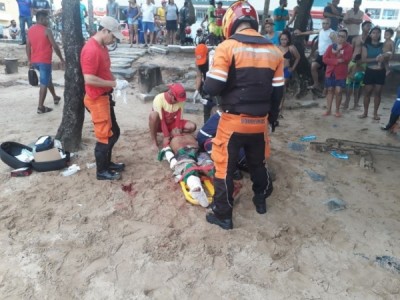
(142, 3), (155, 22)
(318, 28), (335, 55)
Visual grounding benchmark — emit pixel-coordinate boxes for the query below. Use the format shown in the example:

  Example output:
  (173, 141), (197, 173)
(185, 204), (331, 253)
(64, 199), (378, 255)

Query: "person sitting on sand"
(149, 83), (196, 150)
(381, 86), (400, 132)
(158, 132), (214, 207)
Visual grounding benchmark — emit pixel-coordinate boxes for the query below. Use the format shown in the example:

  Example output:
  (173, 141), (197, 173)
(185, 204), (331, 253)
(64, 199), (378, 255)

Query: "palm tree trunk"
(293, 0), (314, 99)
(55, 0), (85, 152)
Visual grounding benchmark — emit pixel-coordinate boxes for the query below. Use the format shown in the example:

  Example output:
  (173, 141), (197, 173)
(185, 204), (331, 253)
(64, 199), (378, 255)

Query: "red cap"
(169, 83), (186, 102)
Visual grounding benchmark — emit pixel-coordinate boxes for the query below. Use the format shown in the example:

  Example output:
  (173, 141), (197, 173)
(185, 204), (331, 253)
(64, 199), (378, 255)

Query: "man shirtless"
(351, 21), (372, 59)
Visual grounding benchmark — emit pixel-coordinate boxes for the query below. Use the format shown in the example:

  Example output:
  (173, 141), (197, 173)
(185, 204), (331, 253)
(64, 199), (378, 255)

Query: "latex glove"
(115, 79), (129, 90)
(193, 90), (200, 103)
(200, 98), (208, 105)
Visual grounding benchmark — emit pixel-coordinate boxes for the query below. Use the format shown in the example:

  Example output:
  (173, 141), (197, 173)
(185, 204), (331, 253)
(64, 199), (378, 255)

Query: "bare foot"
(335, 112), (342, 117)
(323, 111), (331, 116)
(358, 114), (367, 119)
(373, 115), (380, 121)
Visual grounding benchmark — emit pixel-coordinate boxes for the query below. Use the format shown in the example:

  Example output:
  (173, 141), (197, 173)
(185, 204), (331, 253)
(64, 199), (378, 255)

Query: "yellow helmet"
(222, 0), (259, 39)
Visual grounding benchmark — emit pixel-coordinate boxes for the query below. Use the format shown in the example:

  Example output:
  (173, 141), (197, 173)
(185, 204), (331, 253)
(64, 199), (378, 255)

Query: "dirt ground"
(0, 43), (400, 299)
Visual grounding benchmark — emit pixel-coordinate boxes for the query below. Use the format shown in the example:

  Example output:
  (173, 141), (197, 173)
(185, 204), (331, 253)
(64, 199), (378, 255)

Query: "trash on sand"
(86, 162), (96, 169)
(375, 256), (400, 274)
(325, 198), (346, 211)
(299, 135), (317, 142)
(305, 169), (325, 181)
(288, 142), (307, 152)
(61, 164), (80, 176)
(330, 151), (349, 160)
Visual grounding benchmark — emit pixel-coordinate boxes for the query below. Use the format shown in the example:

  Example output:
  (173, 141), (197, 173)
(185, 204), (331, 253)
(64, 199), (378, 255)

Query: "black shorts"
(166, 20), (177, 31)
(363, 68), (386, 85)
(315, 55), (326, 69)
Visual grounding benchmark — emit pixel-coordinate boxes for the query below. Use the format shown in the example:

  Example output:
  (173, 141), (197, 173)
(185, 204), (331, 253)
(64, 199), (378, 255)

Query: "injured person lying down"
(158, 133), (214, 208)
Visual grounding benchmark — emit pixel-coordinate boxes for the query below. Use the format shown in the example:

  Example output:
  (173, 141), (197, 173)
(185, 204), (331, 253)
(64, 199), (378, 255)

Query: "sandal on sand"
(37, 106), (53, 114)
(54, 96), (61, 105)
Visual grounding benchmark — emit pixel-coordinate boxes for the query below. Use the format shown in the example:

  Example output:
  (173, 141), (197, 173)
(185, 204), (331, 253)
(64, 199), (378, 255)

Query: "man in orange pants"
(81, 16), (129, 180)
(203, 1), (284, 229)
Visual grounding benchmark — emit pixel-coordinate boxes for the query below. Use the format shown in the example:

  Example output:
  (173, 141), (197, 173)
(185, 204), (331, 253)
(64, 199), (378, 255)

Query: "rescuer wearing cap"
(149, 83), (197, 150)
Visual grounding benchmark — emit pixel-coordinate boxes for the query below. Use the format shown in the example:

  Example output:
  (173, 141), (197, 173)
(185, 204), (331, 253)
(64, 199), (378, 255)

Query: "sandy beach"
(0, 42), (399, 299)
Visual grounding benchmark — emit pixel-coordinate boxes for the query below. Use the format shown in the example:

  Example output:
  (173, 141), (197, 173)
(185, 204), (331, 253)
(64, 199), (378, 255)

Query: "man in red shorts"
(149, 83), (196, 150)
(81, 16), (129, 181)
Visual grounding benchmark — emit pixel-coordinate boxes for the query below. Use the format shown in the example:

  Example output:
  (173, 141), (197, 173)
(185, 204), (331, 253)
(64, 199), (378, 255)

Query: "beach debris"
(299, 135), (317, 142)
(305, 169), (325, 181)
(325, 198), (346, 211)
(61, 164), (80, 176)
(288, 142), (307, 152)
(375, 256), (400, 274)
(330, 151), (349, 160)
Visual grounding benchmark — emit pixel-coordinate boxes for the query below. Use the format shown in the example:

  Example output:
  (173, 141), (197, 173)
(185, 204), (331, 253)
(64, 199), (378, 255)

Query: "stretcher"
(179, 176), (214, 206)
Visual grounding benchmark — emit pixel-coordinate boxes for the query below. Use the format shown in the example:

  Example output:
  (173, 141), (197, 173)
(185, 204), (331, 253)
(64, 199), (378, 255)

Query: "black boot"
(108, 150), (125, 172)
(206, 212), (233, 230)
(95, 149), (121, 181)
(252, 194), (267, 214)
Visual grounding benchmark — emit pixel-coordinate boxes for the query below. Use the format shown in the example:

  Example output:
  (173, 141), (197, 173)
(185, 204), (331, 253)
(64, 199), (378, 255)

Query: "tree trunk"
(87, 0), (95, 35)
(261, 0), (271, 35)
(55, 0), (85, 152)
(293, 0), (314, 99)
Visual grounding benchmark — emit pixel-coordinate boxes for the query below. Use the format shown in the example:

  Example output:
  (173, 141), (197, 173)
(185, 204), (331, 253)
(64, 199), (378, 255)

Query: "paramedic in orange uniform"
(81, 16), (129, 181)
(203, 1), (284, 230)
(149, 83), (196, 150)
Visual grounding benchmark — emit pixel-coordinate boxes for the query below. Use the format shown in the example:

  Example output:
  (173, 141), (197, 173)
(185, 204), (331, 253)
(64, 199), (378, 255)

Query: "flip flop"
(54, 96), (61, 105)
(37, 106), (53, 114)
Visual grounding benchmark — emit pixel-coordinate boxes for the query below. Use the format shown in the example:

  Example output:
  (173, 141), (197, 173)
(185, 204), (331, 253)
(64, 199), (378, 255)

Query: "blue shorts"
(284, 67), (292, 79)
(142, 21), (154, 33)
(325, 75), (346, 88)
(32, 63), (52, 86)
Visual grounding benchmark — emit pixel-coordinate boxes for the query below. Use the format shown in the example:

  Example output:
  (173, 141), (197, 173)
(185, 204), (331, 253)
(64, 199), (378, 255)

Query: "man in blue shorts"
(26, 11), (64, 114)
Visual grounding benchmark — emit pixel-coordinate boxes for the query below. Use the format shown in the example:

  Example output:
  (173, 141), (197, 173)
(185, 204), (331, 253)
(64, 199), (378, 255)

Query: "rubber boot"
(252, 194), (267, 214)
(96, 149), (120, 180)
(107, 150), (125, 172)
(206, 212), (233, 230)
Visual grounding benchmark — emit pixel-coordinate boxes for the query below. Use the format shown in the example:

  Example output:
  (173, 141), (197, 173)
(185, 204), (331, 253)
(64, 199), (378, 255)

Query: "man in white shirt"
(141, 0), (156, 47)
(295, 18), (336, 91)
(343, 0), (364, 43)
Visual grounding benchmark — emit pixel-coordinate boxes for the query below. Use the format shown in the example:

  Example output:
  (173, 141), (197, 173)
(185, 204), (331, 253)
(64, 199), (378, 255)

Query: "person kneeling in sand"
(149, 83), (196, 150)
(158, 131), (213, 208)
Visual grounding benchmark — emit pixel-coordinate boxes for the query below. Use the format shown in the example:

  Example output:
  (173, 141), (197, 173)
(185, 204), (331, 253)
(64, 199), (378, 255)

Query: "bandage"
(164, 148), (177, 169)
(186, 175), (209, 207)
